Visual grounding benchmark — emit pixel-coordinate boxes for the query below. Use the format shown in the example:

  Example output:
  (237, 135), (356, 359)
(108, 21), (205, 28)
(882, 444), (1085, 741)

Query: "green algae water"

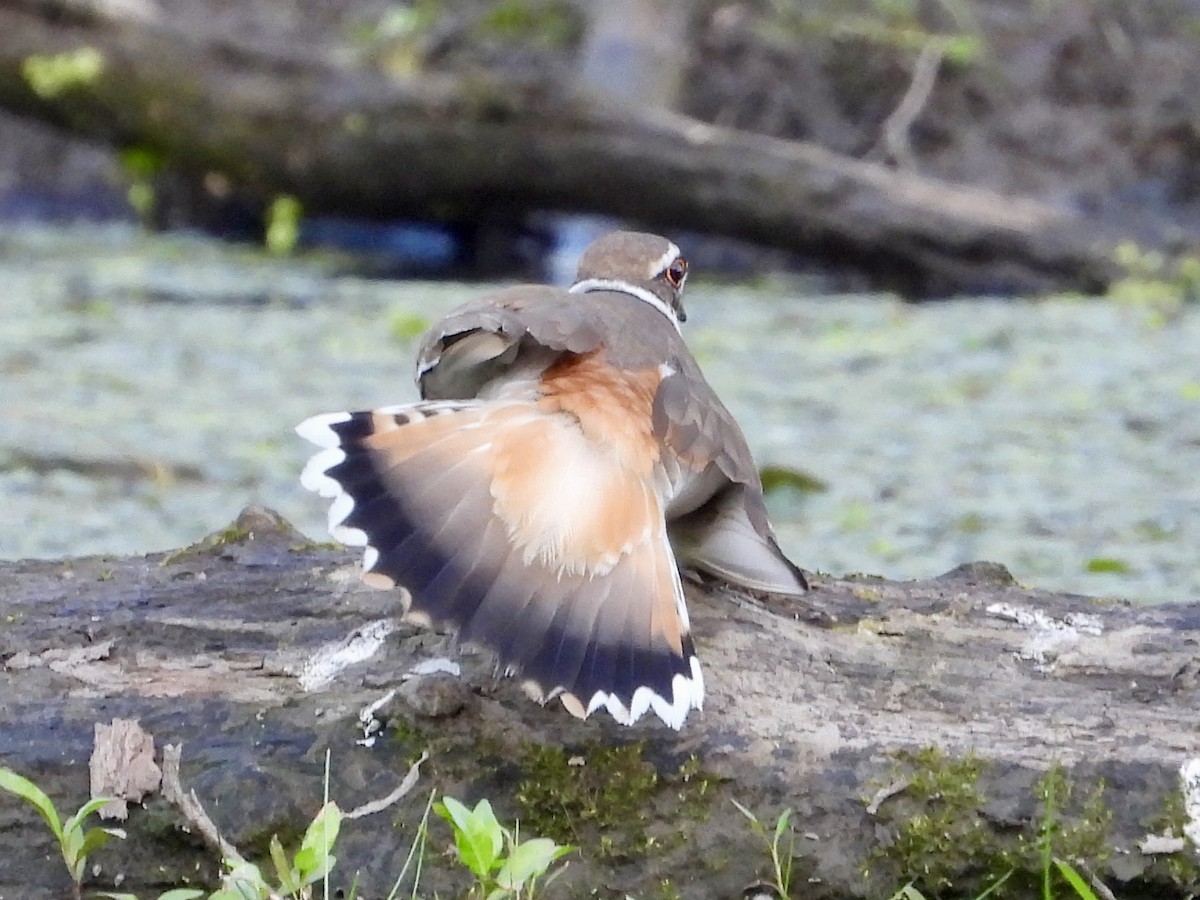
(2, 225), (1198, 604)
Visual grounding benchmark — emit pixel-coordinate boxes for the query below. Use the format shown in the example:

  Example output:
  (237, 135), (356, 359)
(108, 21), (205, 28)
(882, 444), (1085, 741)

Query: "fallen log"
(1, 506), (1197, 899)
(0, 0), (1121, 296)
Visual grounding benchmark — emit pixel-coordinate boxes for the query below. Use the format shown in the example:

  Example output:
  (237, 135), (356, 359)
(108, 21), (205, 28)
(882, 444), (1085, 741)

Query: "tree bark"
(1, 507), (1197, 899)
(0, 0), (1122, 296)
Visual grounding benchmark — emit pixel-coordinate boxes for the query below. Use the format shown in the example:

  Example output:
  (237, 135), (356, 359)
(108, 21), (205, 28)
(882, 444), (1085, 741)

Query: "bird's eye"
(664, 258), (688, 289)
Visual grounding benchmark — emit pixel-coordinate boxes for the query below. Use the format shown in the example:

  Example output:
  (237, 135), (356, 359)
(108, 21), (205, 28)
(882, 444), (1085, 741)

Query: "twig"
(1070, 858), (1119, 900)
(870, 37), (946, 169)
(865, 778), (911, 815)
(160, 743), (248, 868)
(345, 751), (429, 820)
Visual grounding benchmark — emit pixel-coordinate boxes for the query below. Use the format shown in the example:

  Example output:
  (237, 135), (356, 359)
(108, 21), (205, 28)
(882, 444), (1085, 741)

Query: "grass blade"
(1054, 858), (1101, 900)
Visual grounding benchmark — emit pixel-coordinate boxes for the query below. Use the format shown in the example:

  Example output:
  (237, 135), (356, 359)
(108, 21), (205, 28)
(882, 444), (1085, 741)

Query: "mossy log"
(1, 507), (1198, 899)
(0, 0), (1122, 296)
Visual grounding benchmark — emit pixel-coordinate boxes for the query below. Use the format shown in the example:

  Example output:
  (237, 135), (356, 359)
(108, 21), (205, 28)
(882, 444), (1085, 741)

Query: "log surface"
(1, 507), (1197, 898)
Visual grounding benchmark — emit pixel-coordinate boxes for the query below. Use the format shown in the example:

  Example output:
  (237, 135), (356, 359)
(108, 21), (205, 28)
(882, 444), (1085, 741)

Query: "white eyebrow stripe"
(569, 277), (681, 333)
(646, 242), (681, 279)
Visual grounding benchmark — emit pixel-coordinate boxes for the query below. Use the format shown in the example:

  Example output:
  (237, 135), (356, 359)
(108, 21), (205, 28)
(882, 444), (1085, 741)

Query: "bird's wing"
(654, 368), (809, 596)
(416, 285), (605, 400)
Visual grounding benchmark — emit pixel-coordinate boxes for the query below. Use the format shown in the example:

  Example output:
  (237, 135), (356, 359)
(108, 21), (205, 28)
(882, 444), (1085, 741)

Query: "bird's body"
(298, 232), (806, 729)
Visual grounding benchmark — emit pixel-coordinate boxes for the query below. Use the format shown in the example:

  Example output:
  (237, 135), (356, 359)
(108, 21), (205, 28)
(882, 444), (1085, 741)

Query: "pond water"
(2, 225), (1198, 604)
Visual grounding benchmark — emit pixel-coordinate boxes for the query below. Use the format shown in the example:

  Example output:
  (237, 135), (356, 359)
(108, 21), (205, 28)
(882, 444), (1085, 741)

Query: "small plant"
(102, 803), (344, 900)
(435, 796), (572, 898)
(1031, 767), (1108, 900)
(0, 766), (124, 900)
(731, 799), (795, 899)
(265, 195), (303, 256)
(886, 869), (1012, 900)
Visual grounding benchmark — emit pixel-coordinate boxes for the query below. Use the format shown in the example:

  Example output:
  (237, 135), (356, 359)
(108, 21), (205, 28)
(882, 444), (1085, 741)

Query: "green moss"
(869, 751), (1119, 899)
(159, 523), (253, 565)
(673, 754), (719, 822)
(1009, 763), (1111, 869)
(516, 742), (657, 858)
(868, 747), (995, 896)
(1143, 787), (1200, 891)
(513, 743), (716, 863)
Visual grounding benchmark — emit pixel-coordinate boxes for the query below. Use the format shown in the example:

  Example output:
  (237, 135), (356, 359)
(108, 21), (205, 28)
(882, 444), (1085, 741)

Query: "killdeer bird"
(298, 231), (807, 729)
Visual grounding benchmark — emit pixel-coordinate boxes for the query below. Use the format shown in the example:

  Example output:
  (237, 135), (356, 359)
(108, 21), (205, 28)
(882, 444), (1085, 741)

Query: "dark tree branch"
(0, 0), (1121, 295)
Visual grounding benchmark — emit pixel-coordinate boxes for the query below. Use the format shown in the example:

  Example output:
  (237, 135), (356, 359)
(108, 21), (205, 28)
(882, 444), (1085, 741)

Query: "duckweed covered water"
(2, 225), (1198, 604)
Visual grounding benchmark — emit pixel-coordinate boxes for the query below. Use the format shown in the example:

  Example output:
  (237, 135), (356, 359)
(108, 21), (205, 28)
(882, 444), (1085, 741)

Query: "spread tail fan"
(297, 400), (703, 728)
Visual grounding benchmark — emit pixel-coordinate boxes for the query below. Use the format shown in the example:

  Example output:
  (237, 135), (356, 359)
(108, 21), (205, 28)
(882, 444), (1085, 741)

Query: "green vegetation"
(159, 521), (254, 565)
(389, 310), (433, 343)
(118, 147), (168, 225)
(757, 0), (984, 65)
(3, 747), (1184, 899)
(1143, 786), (1200, 891)
(515, 742), (660, 859)
(871, 747), (992, 894)
(472, 0), (579, 49)
(1100, 241), (1200, 323)
(265, 195), (304, 256)
(867, 749), (1116, 899)
(759, 464), (828, 496)
(731, 800), (796, 899)
(0, 767), (122, 900)
(192, 801), (343, 900)
(22, 48), (105, 99)
(435, 796), (572, 898)
(1, 762), (567, 900)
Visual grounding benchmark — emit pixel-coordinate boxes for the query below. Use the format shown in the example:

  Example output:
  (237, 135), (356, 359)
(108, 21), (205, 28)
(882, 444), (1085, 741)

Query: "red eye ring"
(665, 258), (688, 289)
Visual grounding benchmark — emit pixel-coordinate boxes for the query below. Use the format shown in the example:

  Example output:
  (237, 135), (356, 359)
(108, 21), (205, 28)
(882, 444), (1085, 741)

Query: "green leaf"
(435, 797), (503, 878)
(210, 890), (260, 900)
(220, 860), (270, 899)
(1054, 859), (1101, 900)
(0, 766), (64, 840)
(295, 801), (342, 882)
(63, 796), (119, 838)
(495, 838), (571, 890)
(71, 827), (119, 875)
(759, 465), (827, 496)
(773, 808), (793, 845)
(1085, 557), (1130, 574)
(157, 891), (207, 900)
(269, 834), (299, 894)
